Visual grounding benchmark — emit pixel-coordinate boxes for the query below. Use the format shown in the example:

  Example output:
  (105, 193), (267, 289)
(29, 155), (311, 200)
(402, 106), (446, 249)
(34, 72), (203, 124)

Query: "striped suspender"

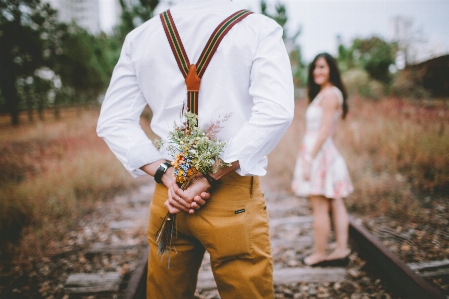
(160, 9), (253, 116)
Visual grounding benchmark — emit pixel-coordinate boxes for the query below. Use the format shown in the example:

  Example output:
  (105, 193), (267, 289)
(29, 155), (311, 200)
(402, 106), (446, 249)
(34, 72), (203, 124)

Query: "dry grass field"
(262, 96), (449, 220)
(0, 108), (152, 258)
(0, 97), (448, 263)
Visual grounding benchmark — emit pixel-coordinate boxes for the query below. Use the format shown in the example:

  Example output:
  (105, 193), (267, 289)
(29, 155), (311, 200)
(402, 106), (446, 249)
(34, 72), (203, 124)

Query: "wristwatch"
(154, 161), (172, 184)
(202, 172), (221, 190)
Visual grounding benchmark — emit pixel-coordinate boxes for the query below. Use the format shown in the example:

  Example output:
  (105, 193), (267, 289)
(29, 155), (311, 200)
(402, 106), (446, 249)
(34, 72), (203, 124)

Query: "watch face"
(159, 162), (170, 173)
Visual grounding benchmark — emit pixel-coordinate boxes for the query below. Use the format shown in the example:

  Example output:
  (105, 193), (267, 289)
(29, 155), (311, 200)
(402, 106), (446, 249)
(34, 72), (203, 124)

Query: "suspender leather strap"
(195, 9), (252, 78)
(160, 10), (190, 78)
(160, 9), (252, 116)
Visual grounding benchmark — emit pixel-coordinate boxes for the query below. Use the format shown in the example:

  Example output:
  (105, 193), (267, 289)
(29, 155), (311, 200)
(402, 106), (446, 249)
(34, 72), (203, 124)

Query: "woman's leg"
(304, 195), (331, 265)
(327, 197), (349, 259)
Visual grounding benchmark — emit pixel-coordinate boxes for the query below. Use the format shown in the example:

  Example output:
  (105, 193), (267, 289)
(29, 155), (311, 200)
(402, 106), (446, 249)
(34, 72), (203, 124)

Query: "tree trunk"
(54, 104), (60, 120)
(26, 93), (34, 123)
(27, 107), (33, 123)
(10, 110), (19, 126)
(0, 48), (20, 126)
(4, 82), (20, 126)
(54, 95), (60, 120)
(38, 104), (44, 121)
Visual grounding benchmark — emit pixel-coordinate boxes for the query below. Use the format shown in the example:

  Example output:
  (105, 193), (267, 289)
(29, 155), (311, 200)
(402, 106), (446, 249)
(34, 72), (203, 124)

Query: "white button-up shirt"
(97, 0), (294, 178)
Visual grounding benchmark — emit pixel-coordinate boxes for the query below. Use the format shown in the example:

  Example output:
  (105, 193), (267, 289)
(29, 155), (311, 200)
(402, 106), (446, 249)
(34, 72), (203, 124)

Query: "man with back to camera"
(97, 0), (294, 297)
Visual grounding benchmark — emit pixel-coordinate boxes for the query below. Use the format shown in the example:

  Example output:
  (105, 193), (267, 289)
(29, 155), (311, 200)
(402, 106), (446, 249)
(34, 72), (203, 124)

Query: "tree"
(0, 0), (61, 125)
(116, 0), (159, 42)
(260, 0), (287, 37)
(54, 24), (111, 106)
(0, 0), (125, 125)
(336, 36), (355, 73)
(52, 0), (161, 108)
(260, 0), (306, 87)
(338, 36), (397, 83)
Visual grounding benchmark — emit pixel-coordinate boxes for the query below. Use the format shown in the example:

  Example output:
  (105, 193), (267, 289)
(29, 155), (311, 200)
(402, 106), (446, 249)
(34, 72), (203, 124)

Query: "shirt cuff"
(231, 156), (268, 176)
(223, 130), (269, 176)
(126, 141), (165, 177)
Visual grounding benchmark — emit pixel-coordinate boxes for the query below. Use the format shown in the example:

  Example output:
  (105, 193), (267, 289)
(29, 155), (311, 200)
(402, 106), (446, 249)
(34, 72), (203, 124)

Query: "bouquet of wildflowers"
(154, 111), (231, 266)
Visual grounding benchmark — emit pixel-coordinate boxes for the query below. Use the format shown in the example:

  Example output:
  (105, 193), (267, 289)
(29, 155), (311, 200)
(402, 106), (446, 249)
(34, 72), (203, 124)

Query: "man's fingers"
(172, 187), (194, 204)
(169, 186), (192, 209)
(164, 199), (182, 214)
(168, 179), (211, 213)
(168, 197), (189, 212)
(172, 180), (192, 202)
(194, 196), (206, 206)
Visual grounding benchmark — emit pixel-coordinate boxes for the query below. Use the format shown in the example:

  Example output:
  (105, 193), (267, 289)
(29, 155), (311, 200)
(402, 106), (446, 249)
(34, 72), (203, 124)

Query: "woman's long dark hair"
(307, 53), (348, 119)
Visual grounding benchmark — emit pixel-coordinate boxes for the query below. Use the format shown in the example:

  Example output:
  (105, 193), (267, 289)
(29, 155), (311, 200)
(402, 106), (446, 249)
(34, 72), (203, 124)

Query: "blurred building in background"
(44, 0), (144, 34)
(44, 0), (101, 34)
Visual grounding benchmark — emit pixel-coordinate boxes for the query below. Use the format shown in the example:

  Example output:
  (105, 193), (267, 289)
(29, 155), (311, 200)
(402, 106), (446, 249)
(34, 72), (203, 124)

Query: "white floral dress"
(291, 86), (353, 199)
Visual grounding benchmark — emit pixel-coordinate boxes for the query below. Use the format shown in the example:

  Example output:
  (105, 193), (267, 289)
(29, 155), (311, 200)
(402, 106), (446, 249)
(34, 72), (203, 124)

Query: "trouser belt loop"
(250, 176), (254, 198)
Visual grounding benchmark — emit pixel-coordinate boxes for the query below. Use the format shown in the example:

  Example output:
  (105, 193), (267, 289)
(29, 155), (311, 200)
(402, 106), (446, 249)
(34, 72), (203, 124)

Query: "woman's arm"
(304, 90), (339, 180)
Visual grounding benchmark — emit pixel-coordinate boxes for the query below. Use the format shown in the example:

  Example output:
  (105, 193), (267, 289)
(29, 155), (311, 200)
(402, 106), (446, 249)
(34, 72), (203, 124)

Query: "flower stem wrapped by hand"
(154, 111), (231, 267)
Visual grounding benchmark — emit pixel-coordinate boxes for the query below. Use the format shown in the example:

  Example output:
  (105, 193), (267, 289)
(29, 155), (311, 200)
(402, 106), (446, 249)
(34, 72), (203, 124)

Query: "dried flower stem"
(154, 111), (232, 267)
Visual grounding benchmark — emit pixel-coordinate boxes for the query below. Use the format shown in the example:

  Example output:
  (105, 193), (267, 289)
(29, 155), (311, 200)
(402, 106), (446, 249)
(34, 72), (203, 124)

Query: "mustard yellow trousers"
(146, 172), (274, 299)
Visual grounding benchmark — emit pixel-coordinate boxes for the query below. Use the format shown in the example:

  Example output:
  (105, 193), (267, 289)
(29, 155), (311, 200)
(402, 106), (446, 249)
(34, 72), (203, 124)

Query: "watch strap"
(202, 172), (221, 191)
(154, 162), (172, 184)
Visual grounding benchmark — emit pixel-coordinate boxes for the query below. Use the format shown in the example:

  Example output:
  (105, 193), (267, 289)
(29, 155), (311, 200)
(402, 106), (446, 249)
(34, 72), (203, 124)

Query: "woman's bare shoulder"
(320, 88), (340, 110)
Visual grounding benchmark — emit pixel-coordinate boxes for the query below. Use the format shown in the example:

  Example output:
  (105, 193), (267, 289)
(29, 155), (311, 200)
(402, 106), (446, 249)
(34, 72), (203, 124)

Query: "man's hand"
(168, 175), (211, 214)
(166, 161), (240, 214)
(140, 160), (210, 214)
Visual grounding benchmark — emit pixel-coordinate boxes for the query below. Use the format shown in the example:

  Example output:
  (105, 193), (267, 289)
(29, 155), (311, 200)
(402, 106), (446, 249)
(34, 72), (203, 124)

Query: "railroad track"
(61, 186), (448, 299)
(349, 217), (446, 299)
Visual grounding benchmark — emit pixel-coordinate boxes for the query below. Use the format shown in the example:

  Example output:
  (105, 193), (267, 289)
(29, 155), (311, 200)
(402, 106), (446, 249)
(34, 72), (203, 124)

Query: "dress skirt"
(291, 133), (353, 199)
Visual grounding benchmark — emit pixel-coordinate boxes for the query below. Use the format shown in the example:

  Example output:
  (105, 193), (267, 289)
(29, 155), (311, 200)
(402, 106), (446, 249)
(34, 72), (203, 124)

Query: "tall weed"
(0, 109), (144, 257)
(263, 96), (449, 220)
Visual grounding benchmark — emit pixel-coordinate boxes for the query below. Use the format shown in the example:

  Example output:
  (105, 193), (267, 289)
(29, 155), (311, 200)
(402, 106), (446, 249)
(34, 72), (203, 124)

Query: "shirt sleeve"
(96, 34), (164, 178)
(222, 18), (294, 176)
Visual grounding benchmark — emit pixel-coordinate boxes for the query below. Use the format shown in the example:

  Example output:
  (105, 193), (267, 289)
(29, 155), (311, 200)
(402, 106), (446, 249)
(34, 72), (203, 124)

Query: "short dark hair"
(307, 53), (348, 119)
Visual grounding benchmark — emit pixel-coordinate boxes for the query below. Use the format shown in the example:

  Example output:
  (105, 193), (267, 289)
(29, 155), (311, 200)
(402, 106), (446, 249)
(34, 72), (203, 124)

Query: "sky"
(99, 0), (449, 63)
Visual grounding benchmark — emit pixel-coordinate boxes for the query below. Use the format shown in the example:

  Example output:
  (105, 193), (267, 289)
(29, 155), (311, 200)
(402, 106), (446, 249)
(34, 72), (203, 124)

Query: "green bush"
(342, 68), (385, 100)
(390, 70), (431, 100)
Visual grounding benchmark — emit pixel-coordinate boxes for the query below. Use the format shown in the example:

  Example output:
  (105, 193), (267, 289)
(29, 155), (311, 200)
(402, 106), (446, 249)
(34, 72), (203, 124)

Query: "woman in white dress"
(291, 53), (353, 267)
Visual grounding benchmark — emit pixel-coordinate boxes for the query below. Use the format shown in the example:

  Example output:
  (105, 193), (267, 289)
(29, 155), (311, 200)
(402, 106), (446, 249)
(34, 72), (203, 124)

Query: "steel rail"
(349, 216), (445, 299)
